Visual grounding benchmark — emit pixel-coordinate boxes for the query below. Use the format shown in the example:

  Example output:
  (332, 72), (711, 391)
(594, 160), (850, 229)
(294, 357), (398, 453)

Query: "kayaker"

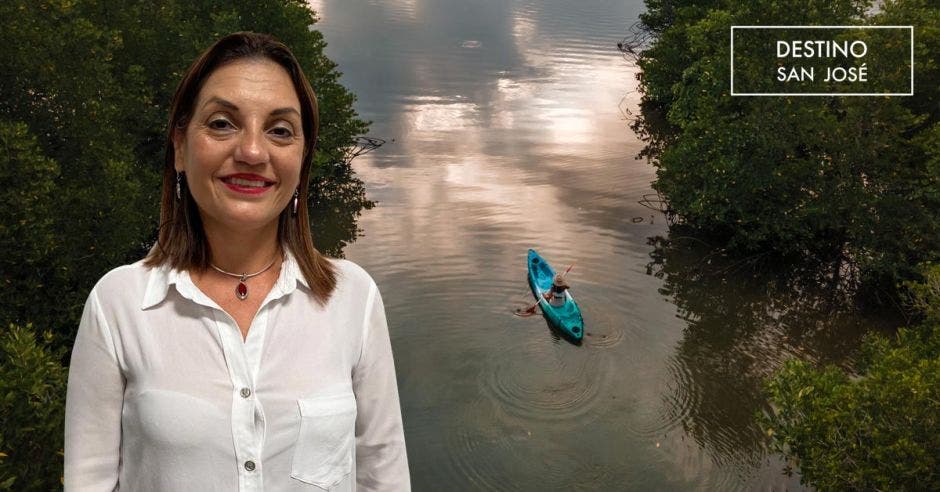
(543, 274), (570, 307)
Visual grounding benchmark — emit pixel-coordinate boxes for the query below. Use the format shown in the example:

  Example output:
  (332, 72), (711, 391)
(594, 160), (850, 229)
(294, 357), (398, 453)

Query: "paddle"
(514, 263), (574, 317)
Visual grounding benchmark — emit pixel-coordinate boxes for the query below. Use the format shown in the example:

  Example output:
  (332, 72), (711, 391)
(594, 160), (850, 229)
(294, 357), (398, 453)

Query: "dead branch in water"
(617, 20), (653, 64)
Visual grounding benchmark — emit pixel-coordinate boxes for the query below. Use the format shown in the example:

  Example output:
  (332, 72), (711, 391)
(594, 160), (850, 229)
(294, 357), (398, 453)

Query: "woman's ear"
(172, 128), (185, 172)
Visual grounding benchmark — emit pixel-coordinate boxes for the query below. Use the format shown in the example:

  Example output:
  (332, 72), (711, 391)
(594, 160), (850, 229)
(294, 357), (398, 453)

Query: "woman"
(542, 274), (570, 307)
(64, 32), (410, 491)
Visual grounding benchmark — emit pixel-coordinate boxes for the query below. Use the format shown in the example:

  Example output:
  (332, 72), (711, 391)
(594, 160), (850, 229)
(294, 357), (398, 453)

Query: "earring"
(176, 172), (183, 200)
(291, 189), (299, 216)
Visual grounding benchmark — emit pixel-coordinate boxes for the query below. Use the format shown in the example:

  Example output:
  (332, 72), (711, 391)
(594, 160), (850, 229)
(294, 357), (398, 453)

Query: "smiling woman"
(174, 61), (304, 239)
(63, 32), (410, 491)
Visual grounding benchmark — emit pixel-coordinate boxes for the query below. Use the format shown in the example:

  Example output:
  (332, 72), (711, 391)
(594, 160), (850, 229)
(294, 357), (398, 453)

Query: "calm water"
(308, 1), (889, 489)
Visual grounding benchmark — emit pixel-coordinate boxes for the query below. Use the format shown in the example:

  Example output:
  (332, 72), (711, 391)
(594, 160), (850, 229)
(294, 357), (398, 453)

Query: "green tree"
(763, 264), (940, 490)
(0, 122), (62, 341)
(628, 0), (940, 297)
(0, 324), (68, 491)
(629, 1), (940, 485)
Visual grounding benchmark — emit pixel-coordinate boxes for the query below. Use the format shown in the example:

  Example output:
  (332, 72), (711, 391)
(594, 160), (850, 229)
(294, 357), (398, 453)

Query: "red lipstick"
(220, 173), (275, 195)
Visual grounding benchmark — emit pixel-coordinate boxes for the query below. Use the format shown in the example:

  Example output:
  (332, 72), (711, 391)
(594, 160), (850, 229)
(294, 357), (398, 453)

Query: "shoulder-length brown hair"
(145, 31), (337, 304)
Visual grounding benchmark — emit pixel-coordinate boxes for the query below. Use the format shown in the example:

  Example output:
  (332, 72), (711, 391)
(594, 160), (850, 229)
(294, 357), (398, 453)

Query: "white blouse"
(64, 252), (410, 491)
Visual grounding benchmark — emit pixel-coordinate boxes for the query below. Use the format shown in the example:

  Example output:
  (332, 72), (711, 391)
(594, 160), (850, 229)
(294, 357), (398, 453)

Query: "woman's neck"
(202, 220), (282, 274)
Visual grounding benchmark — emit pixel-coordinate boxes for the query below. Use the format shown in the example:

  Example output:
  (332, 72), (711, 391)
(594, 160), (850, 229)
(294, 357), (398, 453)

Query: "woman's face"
(174, 59), (304, 235)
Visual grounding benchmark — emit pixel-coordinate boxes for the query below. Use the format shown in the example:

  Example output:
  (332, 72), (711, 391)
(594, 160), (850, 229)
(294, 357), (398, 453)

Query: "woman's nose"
(233, 126), (269, 166)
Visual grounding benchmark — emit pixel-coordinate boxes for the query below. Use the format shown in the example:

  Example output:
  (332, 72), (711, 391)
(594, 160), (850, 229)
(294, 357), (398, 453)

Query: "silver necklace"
(210, 257), (278, 300)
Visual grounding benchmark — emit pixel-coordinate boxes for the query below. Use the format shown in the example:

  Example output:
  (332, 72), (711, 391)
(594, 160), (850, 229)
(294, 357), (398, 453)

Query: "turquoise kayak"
(527, 249), (584, 341)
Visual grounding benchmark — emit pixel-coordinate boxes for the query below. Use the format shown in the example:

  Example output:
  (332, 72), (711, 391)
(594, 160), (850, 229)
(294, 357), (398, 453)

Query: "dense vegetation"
(630, 0), (939, 488)
(764, 265), (939, 490)
(630, 0), (939, 294)
(0, 325), (67, 489)
(0, 1), (369, 488)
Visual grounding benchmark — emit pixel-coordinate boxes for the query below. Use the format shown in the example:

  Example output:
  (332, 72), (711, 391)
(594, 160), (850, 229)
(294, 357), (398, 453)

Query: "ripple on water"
(579, 297), (628, 350)
(622, 356), (697, 441)
(479, 341), (608, 423)
(446, 394), (618, 490)
(568, 462), (615, 491)
(444, 396), (510, 492)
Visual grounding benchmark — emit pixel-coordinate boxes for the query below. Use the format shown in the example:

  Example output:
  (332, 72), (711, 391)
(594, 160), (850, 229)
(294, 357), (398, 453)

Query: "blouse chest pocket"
(290, 392), (357, 489)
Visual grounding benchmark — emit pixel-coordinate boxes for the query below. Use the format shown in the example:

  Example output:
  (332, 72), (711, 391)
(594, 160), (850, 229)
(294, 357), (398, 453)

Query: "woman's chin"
(201, 210), (284, 234)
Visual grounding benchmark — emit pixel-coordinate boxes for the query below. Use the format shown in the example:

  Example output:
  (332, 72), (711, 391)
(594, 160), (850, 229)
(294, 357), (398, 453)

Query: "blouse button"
(240, 387), (251, 398)
(244, 460), (256, 471)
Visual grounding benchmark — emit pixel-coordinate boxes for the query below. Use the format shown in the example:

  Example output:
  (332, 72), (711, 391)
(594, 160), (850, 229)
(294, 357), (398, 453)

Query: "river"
(307, 0), (893, 489)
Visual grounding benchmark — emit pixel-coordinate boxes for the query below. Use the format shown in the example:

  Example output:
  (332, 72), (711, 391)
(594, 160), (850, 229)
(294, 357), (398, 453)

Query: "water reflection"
(310, 138), (379, 257)
(647, 230), (898, 475)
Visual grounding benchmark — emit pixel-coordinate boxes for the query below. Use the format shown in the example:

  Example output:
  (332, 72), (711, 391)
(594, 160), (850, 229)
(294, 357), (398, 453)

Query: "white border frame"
(730, 25), (914, 96)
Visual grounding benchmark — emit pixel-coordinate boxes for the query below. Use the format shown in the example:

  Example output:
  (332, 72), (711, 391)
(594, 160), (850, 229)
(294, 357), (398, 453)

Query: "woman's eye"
(271, 126), (294, 138)
(208, 119), (233, 130)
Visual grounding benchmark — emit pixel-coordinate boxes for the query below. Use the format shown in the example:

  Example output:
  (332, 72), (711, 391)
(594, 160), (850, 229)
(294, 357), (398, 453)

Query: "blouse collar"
(141, 249), (309, 310)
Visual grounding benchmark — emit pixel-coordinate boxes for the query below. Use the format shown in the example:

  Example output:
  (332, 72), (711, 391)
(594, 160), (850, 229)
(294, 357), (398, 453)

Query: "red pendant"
(236, 282), (248, 300)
